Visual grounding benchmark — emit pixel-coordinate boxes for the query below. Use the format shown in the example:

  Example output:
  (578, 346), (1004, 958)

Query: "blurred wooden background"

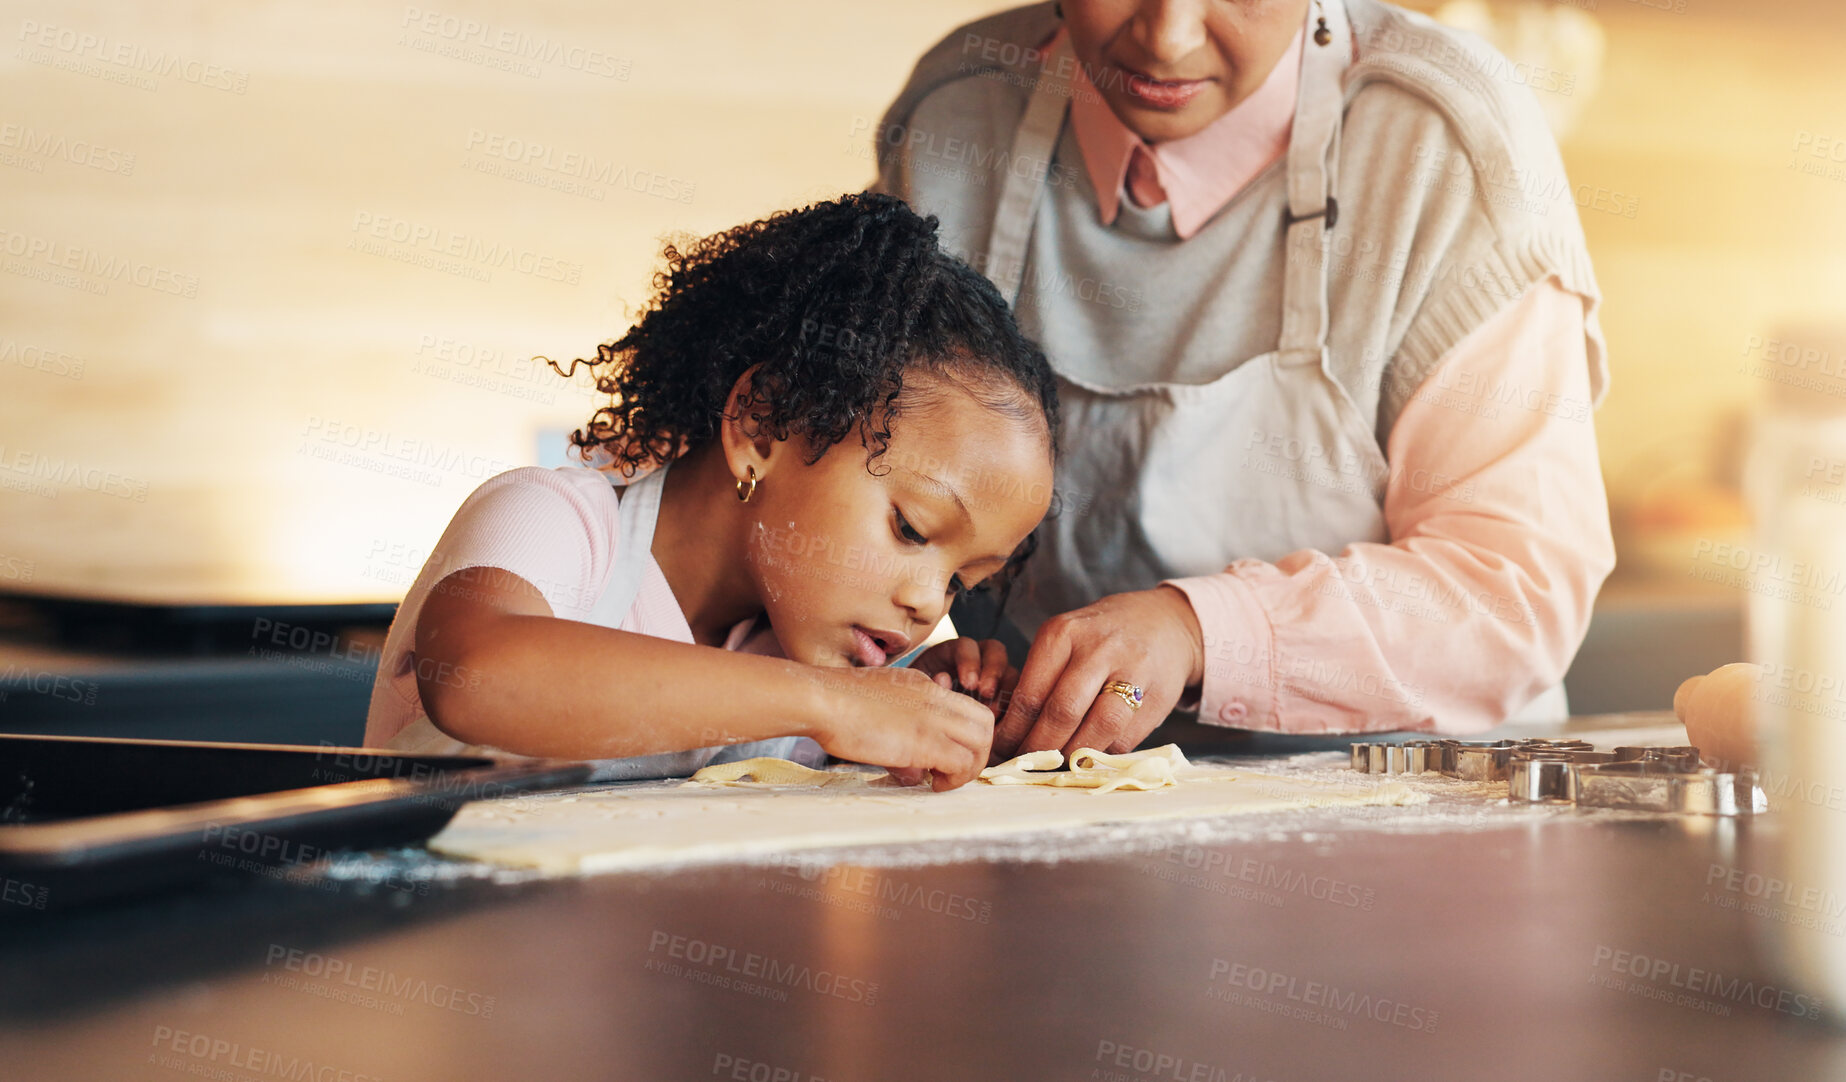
(2, 0), (1844, 605)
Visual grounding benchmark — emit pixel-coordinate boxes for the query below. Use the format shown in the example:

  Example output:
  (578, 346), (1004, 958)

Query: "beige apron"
(387, 462), (826, 779)
(968, 3), (1567, 722)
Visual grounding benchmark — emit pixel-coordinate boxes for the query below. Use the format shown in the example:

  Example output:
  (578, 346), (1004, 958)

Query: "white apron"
(971, 2), (1567, 722)
(387, 461), (826, 780)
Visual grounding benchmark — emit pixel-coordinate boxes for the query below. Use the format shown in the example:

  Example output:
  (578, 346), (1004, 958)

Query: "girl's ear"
(718, 363), (777, 481)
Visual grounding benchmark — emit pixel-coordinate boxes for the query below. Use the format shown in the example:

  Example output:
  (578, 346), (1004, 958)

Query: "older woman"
(870, 0), (1614, 759)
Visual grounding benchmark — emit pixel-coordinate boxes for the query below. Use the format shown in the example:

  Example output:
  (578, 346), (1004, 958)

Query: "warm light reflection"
(2, 1), (1844, 606)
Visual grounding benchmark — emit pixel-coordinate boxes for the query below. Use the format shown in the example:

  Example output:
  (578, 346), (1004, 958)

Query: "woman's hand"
(910, 636), (1020, 719)
(808, 664), (995, 791)
(991, 585), (1205, 763)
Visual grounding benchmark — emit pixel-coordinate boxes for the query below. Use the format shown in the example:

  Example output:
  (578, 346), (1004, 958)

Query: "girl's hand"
(809, 665), (994, 791)
(911, 637), (1020, 719)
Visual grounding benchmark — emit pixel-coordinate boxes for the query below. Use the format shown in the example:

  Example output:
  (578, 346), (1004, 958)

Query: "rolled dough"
(429, 754), (1428, 874)
(688, 745), (1190, 795)
(980, 743), (1189, 793)
(688, 758), (863, 788)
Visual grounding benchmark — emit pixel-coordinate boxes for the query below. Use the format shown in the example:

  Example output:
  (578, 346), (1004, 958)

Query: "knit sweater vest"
(871, 0), (1608, 446)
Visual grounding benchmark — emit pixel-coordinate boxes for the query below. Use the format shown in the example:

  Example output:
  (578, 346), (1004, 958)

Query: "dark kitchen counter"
(1, 714), (1840, 1082)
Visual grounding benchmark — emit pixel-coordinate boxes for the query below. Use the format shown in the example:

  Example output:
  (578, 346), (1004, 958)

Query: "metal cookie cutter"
(1574, 760), (1765, 816)
(1452, 738), (1594, 782)
(1346, 738), (1495, 776)
(1507, 747), (1615, 804)
(1389, 742), (1435, 775)
(1612, 745), (1702, 772)
(1348, 738), (1592, 779)
(1348, 736), (1768, 816)
(1349, 740), (1442, 775)
(1442, 738), (1591, 782)
(1449, 742), (1519, 782)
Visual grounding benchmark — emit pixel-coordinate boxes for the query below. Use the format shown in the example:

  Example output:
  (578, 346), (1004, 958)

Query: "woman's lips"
(850, 626), (889, 668)
(1121, 69), (1211, 110)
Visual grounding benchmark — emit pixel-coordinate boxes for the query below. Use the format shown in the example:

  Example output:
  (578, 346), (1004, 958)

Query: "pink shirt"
(362, 465), (784, 747)
(1068, 40), (1614, 733)
(1070, 27), (1304, 239)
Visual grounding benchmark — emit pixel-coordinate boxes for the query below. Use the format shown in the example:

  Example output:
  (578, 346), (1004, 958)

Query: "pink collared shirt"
(1069, 26), (1304, 239)
(1065, 32), (1613, 732)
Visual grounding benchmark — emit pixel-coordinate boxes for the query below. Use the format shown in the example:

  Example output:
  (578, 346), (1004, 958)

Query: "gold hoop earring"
(735, 465), (759, 503)
(1313, 0), (1332, 47)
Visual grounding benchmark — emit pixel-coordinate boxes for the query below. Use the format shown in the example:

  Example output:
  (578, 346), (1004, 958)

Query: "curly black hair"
(546, 191), (1061, 612)
(550, 191), (1057, 471)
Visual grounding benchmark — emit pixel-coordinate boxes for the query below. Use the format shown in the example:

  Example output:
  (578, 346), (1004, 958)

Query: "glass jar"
(1743, 326), (1846, 1007)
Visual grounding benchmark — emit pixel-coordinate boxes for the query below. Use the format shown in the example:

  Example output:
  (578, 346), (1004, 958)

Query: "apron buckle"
(1284, 195), (1338, 230)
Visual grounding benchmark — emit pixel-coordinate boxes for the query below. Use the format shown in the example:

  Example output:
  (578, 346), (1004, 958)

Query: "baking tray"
(0, 734), (590, 911)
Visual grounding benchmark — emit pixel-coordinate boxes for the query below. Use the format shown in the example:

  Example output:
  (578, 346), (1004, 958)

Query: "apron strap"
(591, 462), (670, 627)
(984, 14), (1351, 366)
(985, 34), (1077, 306)
(1277, 0), (1352, 364)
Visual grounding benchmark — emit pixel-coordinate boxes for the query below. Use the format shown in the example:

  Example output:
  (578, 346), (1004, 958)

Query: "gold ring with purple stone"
(1103, 680), (1144, 710)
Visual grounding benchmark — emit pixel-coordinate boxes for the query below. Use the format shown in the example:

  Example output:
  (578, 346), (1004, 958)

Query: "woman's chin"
(1111, 94), (1230, 143)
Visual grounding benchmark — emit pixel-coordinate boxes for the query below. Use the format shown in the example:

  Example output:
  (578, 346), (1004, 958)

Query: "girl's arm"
(415, 567), (993, 789)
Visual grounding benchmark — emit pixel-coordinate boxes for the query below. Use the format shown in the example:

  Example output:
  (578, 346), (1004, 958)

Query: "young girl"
(362, 193), (1060, 791)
